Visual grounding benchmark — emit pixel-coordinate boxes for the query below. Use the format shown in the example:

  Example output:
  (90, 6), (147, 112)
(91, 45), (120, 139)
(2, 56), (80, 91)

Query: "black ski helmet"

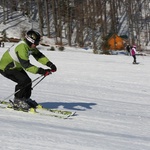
(25, 30), (41, 45)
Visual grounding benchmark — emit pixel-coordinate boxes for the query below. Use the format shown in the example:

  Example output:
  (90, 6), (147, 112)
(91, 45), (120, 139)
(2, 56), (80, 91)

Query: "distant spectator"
(2, 42), (4, 47)
(126, 44), (131, 55)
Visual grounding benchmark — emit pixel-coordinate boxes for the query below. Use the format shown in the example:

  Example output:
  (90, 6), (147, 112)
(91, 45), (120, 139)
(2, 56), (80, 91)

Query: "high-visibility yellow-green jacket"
(0, 40), (50, 74)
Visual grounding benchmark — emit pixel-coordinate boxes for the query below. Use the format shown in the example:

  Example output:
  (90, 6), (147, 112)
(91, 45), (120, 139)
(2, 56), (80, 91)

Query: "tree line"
(0, 0), (150, 50)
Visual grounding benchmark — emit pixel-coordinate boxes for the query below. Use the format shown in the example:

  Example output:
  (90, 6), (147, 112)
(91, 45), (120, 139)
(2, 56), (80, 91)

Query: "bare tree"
(2, 0), (6, 24)
(36, 0), (44, 35)
(44, 0), (50, 38)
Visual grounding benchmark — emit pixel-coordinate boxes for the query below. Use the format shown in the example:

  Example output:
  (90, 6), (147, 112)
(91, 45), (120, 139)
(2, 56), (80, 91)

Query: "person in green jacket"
(0, 30), (57, 111)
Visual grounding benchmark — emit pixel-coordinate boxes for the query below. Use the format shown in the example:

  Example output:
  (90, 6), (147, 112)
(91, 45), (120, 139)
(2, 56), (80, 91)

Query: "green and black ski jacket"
(0, 40), (50, 74)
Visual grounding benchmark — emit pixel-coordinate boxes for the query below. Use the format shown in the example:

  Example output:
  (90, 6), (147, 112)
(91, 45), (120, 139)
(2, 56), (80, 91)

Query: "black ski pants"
(132, 55), (136, 63)
(0, 69), (32, 99)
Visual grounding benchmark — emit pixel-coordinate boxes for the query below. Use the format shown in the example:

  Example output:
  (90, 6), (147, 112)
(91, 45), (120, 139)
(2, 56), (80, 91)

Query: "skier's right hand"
(38, 68), (51, 76)
(43, 69), (51, 76)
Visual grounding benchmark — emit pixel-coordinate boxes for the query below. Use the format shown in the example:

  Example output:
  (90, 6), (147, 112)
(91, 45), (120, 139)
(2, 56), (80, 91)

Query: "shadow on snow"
(40, 102), (97, 111)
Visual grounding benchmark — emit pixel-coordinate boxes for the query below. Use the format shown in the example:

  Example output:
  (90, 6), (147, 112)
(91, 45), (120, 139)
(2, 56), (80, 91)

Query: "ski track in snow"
(0, 46), (150, 150)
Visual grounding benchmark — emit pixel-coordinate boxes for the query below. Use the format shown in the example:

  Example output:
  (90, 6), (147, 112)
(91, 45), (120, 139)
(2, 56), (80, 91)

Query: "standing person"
(126, 44), (131, 55)
(131, 45), (137, 64)
(0, 30), (57, 111)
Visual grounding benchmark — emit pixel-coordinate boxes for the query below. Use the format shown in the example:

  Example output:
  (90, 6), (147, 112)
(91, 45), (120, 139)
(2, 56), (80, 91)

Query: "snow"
(0, 44), (150, 150)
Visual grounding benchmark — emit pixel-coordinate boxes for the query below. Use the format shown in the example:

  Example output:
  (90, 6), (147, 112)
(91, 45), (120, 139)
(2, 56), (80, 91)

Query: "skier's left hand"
(50, 64), (57, 72)
(47, 62), (57, 72)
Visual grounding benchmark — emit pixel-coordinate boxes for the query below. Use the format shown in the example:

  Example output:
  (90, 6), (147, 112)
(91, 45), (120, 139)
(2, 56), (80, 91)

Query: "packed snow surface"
(0, 44), (150, 150)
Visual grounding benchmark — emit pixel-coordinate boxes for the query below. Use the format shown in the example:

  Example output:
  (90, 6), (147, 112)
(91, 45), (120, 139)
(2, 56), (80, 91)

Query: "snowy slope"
(0, 44), (150, 150)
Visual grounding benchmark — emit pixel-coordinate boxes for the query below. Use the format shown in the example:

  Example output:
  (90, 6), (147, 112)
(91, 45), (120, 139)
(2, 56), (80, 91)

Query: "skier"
(0, 30), (57, 111)
(130, 45), (137, 64)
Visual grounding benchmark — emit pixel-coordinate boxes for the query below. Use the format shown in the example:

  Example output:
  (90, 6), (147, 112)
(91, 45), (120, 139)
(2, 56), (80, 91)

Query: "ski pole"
(32, 75), (46, 89)
(3, 75), (44, 101)
(32, 70), (52, 89)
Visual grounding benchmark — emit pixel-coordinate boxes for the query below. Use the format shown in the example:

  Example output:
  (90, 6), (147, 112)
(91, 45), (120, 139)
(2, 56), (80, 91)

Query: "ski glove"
(38, 68), (51, 76)
(47, 62), (57, 72)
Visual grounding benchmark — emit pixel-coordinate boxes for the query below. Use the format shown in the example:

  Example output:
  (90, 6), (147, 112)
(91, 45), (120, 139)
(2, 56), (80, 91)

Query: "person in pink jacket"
(131, 45), (137, 64)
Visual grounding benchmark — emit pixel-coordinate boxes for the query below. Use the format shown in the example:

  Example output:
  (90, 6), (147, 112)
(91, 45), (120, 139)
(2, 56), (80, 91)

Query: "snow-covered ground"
(0, 44), (150, 150)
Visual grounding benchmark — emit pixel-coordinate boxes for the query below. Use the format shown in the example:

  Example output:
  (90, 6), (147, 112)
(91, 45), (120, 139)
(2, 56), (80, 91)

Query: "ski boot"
(13, 98), (30, 112)
(26, 98), (43, 109)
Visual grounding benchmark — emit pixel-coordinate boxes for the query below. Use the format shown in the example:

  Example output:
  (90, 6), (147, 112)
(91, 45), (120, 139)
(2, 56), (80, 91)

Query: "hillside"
(0, 1), (150, 51)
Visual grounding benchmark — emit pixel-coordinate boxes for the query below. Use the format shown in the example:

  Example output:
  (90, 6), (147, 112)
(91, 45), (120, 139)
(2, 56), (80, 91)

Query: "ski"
(0, 100), (76, 119)
(34, 108), (76, 119)
(37, 106), (75, 116)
